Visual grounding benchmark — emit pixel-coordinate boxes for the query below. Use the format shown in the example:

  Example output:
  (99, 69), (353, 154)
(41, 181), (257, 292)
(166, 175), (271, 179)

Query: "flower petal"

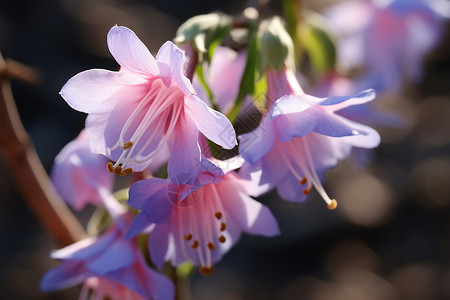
(149, 225), (170, 270)
(185, 95), (237, 149)
(156, 41), (195, 95)
(40, 262), (86, 292)
(107, 25), (159, 76)
(86, 238), (136, 275)
(239, 115), (276, 165)
(317, 89), (376, 111)
(127, 178), (168, 210)
(60, 69), (147, 114)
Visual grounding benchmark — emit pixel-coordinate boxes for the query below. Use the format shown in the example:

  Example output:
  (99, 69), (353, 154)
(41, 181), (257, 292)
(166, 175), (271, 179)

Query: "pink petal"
(107, 26), (159, 76)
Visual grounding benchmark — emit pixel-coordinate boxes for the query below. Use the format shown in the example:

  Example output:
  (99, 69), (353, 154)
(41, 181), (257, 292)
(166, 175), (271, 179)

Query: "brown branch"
(0, 53), (84, 247)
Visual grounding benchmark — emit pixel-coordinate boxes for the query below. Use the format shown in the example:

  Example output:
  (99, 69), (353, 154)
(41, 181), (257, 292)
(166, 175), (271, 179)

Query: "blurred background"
(1, 0), (450, 299)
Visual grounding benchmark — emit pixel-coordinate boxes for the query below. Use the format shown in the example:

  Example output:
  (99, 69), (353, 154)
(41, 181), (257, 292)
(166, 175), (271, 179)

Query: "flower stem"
(0, 53), (84, 247)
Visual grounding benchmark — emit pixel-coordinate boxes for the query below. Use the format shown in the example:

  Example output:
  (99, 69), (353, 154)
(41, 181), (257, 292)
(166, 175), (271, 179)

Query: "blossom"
(60, 25), (236, 178)
(325, 0), (449, 93)
(126, 160), (279, 276)
(79, 277), (146, 300)
(40, 212), (174, 300)
(239, 67), (380, 208)
(51, 130), (113, 211)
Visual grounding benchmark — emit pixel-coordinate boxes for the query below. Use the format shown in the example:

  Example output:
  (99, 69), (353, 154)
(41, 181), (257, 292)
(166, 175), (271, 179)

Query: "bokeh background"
(1, 0), (450, 299)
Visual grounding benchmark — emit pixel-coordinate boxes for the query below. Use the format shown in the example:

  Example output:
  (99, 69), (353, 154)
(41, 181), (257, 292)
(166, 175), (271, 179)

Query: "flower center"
(176, 185), (228, 276)
(106, 81), (184, 175)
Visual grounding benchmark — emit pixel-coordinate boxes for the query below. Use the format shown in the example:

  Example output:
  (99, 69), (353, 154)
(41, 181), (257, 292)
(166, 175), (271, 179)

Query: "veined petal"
(156, 41), (195, 95)
(185, 95), (237, 149)
(141, 187), (173, 224)
(127, 178), (168, 209)
(317, 89), (376, 111)
(239, 115), (276, 165)
(167, 115), (201, 180)
(40, 262), (86, 292)
(60, 69), (147, 114)
(338, 118), (381, 148)
(125, 213), (153, 239)
(149, 225), (170, 270)
(107, 25), (159, 76)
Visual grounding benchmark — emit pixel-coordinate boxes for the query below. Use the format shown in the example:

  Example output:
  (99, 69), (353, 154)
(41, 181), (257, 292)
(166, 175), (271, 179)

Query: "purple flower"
(239, 68), (380, 208)
(51, 130), (114, 211)
(126, 160), (279, 276)
(40, 212), (174, 300)
(79, 277), (146, 300)
(60, 26), (236, 177)
(325, 0), (448, 93)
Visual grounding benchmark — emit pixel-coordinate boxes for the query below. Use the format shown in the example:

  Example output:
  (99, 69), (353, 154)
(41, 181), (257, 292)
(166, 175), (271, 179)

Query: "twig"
(0, 52), (84, 247)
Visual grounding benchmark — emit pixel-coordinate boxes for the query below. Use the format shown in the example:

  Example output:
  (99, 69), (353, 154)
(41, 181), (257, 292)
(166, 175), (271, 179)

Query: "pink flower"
(239, 67), (380, 208)
(126, 160), (279, 276)
(60, 26), (236, 178)
(51, 130), (113, 211)
(79, 277), (146, 300)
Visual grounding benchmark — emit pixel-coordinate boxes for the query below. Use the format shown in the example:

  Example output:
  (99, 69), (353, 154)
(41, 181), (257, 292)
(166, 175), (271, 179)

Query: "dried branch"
(0, 52), (84, 247)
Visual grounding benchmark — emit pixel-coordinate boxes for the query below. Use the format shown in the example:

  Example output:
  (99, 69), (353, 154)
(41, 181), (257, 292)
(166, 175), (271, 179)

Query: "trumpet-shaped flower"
(239, 68), (380, 208)
(126, 160), (279, 276)
(51, 130), (114, 211)
(60, 26), (236, 177)
(40, 212), (174, 300)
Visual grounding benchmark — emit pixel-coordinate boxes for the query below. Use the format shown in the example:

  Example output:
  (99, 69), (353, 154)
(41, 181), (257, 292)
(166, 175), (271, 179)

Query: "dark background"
(1, 0), (450, 299)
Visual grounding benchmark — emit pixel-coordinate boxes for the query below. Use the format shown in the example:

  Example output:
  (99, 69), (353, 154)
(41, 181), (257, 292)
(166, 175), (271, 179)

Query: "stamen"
(113, 166), (123, 175)
(199, 266), (215, 276)
(207, 242), (216, 251)
(327, 199), (338, 210)
(220, 222), (226, 232)
(122, 168), (133, 175)
(191, 240), (199, 249)
(106, 162), (114, 173)
(122, 141), (133, 150)
(218, 235), (226, 243)
(184, 233), (192, 241)
(215, 212), (222, 220)
(303, 186), (312, 195)
(300, 177), (307, 185)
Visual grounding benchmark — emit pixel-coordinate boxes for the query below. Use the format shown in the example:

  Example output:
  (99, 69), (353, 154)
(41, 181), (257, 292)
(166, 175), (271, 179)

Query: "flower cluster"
(41, 1), (447, 298)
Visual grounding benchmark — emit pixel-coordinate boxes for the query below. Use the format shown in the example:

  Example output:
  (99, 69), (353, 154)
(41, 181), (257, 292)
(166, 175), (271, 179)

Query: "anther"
(113, 165), (123, 175)
(218, 235), (226, 243)
(122, 141), (133, 150)
(184, 233), (192, 241)
(215, 212), (222, 220)
(220, 222), (226, 232)
(122, 168), (133, 175)
(106, 162), (114, 173)
(191, 240), (199, 249)
(303, 186), (312, 195)
(199, 266), (215, 276)
(327, 199), (338, 210)
(207, 242), (216, 251)
(300, 177), (307, 185)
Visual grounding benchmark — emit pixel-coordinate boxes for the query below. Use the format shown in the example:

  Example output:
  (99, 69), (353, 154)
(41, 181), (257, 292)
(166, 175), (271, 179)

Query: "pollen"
(207, 242), (216, 251)
(113, 165), (123, 175)
(327, 199), (338, 210)
(106, 162), (114, 173)
(199, 265), (215, 276)
(191, 240), (199, 249)
(184, 233), (193, 241)
(215, 212), (222, 220)
(218, 235), (226, 243)
(220, 222), (226, 232)
(122, 168), (133, 175)
(300, 177), (307, 185)
(122, 141), (134, 150)
(303, 186), (312, 195)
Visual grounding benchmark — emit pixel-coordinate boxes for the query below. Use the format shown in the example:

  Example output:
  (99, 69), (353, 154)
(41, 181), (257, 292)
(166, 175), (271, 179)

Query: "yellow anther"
(220, 222), (226, 232)
(184, 233), (192, 241)
(215, 212), (222, 220)
(303, 186), (312, 195)
(327, 199), (338, 210)
(106, 162), (114, 173)
(218, 235), (226, 243)
(123, 141), (134, 150)
(113, 165), (123, 175)
(122, 168), (133, 175)
(191, 240), (199, 249)
(300, 177), (307, 185)
(207, 242), (216, 251)
(199, 265), (215, 276)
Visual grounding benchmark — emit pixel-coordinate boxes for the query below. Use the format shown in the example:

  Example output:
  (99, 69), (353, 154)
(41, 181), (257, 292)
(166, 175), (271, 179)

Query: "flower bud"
(258, 17), (295, 71)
